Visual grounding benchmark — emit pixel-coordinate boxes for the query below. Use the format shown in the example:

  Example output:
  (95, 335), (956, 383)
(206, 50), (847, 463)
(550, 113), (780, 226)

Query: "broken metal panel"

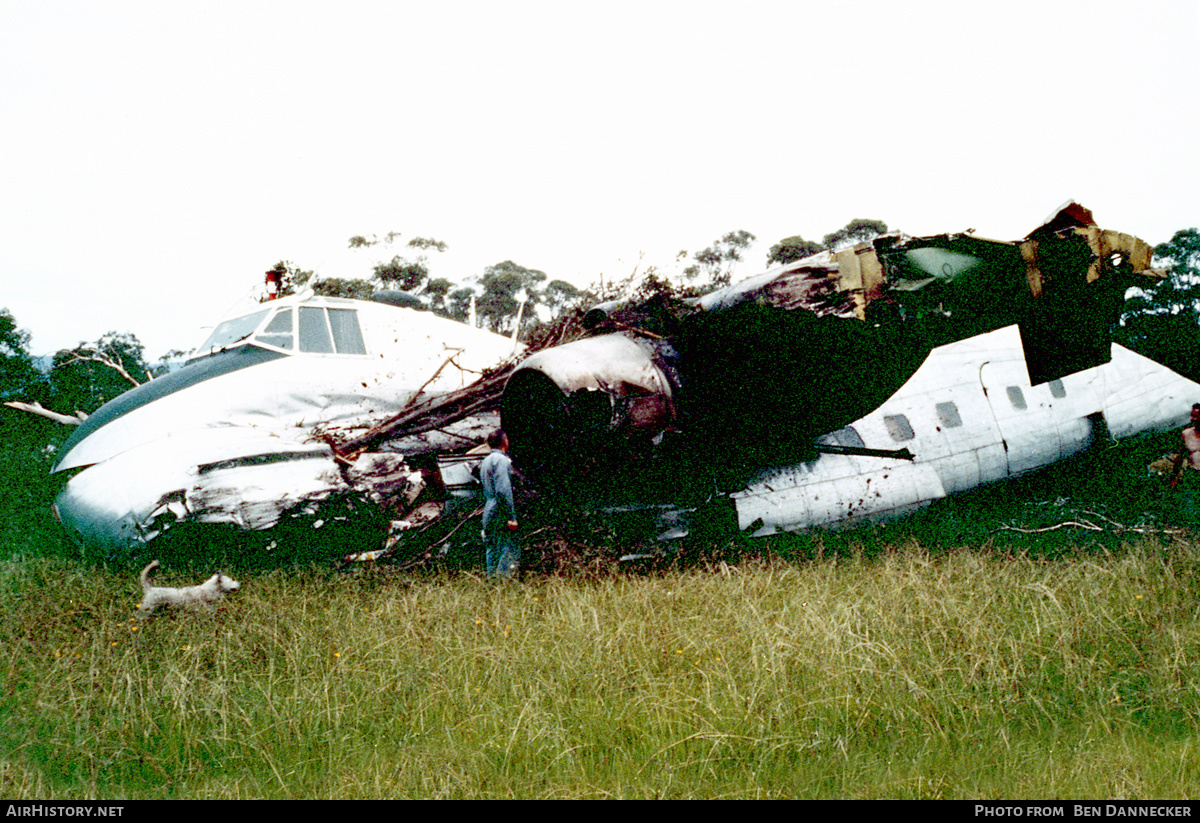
(697, 253), (858, 319)
(345, 452), (423, 506)
(181, 453), (347, 531)
(1078, 227), (1155, 281)
(437, 452), (487, 499)
(1020, 228), (1159, 298)
(1027, 199), (1098, 237)
(1021, 240), (1044, 298)
(834, 245), (886, 319)
(53, 430), (347, 554)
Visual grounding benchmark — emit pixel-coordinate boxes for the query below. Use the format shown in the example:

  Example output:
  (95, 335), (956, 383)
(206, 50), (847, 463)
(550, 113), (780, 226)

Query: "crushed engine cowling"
(499, 333), (679, 478)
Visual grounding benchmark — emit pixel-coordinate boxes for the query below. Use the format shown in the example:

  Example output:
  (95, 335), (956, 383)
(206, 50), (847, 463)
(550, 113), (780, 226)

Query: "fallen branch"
(337, 363), (515, 457)
(998, 518), (1185, 536)
(999, 520), (1103, 534)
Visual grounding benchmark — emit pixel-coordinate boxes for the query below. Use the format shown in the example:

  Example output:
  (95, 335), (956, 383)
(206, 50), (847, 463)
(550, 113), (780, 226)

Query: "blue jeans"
(484, 525), (520, 578)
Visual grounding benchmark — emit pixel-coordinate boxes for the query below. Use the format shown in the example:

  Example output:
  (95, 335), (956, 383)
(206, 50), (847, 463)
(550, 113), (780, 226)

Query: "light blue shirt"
(480, 449), (516, 531)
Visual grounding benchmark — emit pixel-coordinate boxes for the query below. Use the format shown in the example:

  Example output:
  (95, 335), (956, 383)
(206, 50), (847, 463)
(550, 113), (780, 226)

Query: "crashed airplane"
(47, 202), (1200, 558)
(500, 202), (1200, 538)
(51, 290), (521, 555)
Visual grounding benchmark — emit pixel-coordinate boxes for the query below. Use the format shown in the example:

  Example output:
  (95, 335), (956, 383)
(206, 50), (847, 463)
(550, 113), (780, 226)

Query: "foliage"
(540, 279), (588, 317)
(765, 235), (822, 267)
(266, 230), (594, 335)
(445, 286), (477, 325)
(0, 309), (46, 403)
(358, 233), (449, 296)
(49, 331), (151, 416)
(682, 230), (756, 287)
(475, 260), (548, 334)
(373, 257), (429, 292)
(766, 218), (889, 267)
(148, 349), (191, 379)
(822, 218), (889, 250)
(306, 276), (377, 301)
(421, 277), (455, 316)
(1116, 228), (1200, 383)
(348, 231), (402, 250)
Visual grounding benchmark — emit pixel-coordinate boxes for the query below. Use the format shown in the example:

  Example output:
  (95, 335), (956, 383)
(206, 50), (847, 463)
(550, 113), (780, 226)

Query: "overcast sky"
(3, 0), (1198, 360)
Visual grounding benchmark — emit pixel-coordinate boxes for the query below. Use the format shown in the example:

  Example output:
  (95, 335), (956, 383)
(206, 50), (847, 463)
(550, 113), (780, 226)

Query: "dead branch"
(337, 363), (515, 457)
(3, 401), (86, 425)
(396, 352), (462, 416)
(62, 348), (146, 388)
(999, 520), (1103, 534)
(999, 518), (1184, 536)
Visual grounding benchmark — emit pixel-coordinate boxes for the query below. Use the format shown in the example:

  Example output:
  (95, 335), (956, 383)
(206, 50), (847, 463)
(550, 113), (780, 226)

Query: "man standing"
(480, 429), (519, 578)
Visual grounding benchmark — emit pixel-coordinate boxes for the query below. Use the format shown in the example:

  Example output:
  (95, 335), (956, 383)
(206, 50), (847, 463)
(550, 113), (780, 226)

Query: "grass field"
(2, 424), (1199, 799)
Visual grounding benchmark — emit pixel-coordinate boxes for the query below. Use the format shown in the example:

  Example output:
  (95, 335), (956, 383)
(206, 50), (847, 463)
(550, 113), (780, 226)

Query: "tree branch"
(63, 348), (146, 388)
(3, 401), (86, 425)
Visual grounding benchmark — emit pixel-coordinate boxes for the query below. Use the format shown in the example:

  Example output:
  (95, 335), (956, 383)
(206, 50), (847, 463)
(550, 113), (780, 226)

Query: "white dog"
(137, 560), (241, 616)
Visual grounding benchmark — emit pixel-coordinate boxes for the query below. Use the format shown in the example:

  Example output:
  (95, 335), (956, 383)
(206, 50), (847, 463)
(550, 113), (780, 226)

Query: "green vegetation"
(3, 422), (1200, 799)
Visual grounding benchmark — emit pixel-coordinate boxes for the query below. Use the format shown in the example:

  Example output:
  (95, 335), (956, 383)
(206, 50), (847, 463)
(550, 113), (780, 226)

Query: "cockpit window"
(299, 306), (334, 353)
(328, 309), (366, 354)
(255, 309), (294, 350)
(197, 305), (366, 357)
(196, 310), (269, 354)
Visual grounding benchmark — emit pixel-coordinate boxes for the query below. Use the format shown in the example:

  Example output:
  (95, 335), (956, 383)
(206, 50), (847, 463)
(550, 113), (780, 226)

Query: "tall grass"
(3, 541), (1199, 798)
(3, 419), (1199, 798)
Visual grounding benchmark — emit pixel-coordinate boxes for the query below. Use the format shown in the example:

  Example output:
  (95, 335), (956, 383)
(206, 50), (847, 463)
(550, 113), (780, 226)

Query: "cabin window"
(328, 309), (367, 354)
(935, 401), (962, 428)
(1006, 386), (1027, 411)
(1049, 379), (1066, 398)
(884, 414), (914, 442)
(298, 307), (334, 353)
(256, 309), (294, 350)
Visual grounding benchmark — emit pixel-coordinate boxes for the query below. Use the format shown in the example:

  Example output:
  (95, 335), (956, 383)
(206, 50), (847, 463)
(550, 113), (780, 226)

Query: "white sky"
(3, 0), (1198, 360)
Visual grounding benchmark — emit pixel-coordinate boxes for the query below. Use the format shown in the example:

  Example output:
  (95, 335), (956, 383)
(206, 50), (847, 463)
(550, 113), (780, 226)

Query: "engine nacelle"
(500, 333), (678, 474)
